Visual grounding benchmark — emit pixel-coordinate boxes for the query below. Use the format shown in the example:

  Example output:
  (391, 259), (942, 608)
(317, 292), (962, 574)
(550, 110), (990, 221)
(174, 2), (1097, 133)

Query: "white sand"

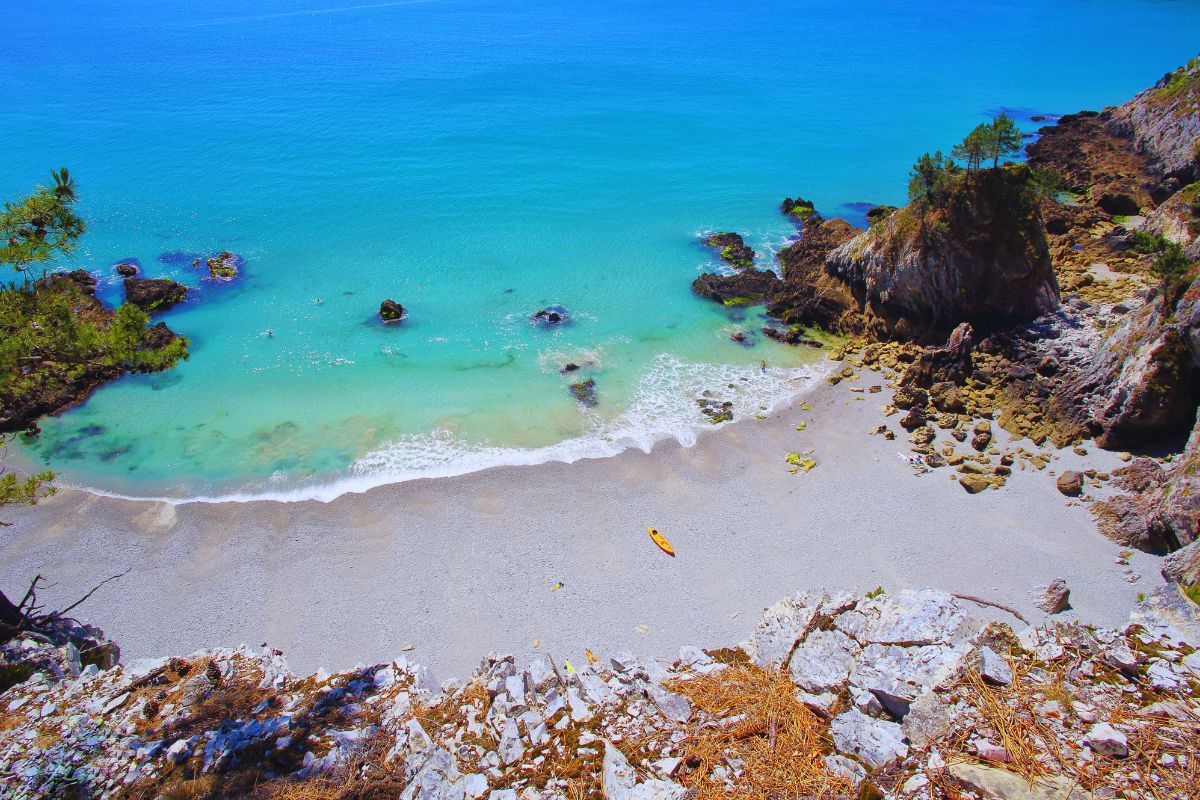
(0, 372), (1161, 677)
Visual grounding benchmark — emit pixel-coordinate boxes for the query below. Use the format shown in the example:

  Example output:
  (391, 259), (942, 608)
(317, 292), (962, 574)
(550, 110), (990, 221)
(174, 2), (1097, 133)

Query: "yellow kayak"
(649, 527), (675, 557)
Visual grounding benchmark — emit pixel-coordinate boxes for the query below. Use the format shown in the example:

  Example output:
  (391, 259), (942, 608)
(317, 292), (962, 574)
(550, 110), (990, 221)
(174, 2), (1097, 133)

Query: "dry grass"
(667, 663), (850, 800)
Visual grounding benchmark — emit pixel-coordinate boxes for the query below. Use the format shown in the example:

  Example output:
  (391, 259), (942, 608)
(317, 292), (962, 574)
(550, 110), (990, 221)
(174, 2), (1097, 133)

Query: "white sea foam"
(74, 354), (830, 505)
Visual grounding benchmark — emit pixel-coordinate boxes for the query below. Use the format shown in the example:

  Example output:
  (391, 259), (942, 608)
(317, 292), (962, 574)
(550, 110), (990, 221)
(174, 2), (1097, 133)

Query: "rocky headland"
(691, 56), (1200, 568)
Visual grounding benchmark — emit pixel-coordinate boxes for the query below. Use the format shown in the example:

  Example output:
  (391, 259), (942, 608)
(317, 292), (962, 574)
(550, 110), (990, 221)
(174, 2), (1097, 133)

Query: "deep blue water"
(3, 0), (1198, 500)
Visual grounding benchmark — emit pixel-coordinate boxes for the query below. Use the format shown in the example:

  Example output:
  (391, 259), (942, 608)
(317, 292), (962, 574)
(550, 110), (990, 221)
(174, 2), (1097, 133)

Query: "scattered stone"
(1033, 578), (1070, 614)
(1056, 471), (1084, 497)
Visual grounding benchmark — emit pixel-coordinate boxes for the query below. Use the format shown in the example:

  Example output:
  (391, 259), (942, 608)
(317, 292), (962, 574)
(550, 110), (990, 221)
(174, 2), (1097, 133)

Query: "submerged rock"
(570, 378), (598, 407)
(531, 306), (570, 326)
(379, 299), (405, 323)
(123, 277), (187, 313)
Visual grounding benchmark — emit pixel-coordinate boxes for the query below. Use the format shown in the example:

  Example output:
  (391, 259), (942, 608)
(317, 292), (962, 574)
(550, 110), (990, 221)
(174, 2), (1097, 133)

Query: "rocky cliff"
(825, 167), (1060, 341)
(1105, 56), (1200, 195)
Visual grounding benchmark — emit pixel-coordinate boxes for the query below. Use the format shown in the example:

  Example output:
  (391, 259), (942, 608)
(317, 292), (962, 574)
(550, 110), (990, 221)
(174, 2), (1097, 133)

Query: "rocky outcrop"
(702, 232), (755, 269)
(200, 251), (242, 280)
(0, 273), (189, 434)
(1105, 56), (1200, 195)
(114, 262), (139, 277)
(1056, 276), (1199, 450)
(1144, 182), (1200, 259)
(379, 298), (405, 323)
(827, 168), (1060, 342)
(1027, 111), (1156, 210)
(765, 217), (862, 331)
(898, 323), (974, 388)
(1094, 409), (1200, 553)
(123, 277), (187, 313)
(690, 268), (780, 305)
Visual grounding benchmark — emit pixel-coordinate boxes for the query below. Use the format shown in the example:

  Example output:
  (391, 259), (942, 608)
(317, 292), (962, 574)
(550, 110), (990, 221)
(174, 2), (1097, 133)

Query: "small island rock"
(123, 277), (188, 313)
(379, 299), (405, 323)
(531, 306), (569, 326)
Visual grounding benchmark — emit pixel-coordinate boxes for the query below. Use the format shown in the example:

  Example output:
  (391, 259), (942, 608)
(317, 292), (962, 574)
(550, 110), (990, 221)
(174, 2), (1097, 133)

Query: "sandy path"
(0, 372), (1159, 677)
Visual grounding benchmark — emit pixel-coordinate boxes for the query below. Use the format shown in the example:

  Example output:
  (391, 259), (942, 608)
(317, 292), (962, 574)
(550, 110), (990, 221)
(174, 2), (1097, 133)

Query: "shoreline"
(0, 370), (1162, 677)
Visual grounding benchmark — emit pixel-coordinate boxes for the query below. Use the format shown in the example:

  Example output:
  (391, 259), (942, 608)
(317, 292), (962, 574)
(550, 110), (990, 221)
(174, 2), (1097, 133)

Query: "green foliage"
(0, 278), (190, 420)
(951, 115), (1025, 172)
(1184, 583), (1200, 606)
(907, 151), (953, 206)
(782, 198), (817, 219)
(1029, 166), (1068, 198)
(952, 125), (991, 172)
(866, 586), (885, 599)
(0, 434), (54, 524)
(0, 169), (86, 283)
(1150, 241), (1194, 306)
(1129, 230), (1169, 255)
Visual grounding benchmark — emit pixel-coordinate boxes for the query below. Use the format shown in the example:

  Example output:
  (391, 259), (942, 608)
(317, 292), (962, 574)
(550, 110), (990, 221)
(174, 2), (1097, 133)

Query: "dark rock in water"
(199, 251), (242, 280)
(379, 299), (405, 323)
(698, 397), (734, 424)
(781, 196), (820, 222)
(560, 363), (581, 373)
(115, 261), (139, 277)
(730, 330), (754, 347)
(1031, 115), (1046, 122)
(692, 269), (780, 306)
(124, 277), (187, 313)
(762, 327), (820, 347)
(61, 269), (98, 296)
(900, 323), (975, 388)
(703, 232), (755, 269)
(1098, 192), (1141, 216)
(531, 306), (570, 326)
(569, 378), (598, 407)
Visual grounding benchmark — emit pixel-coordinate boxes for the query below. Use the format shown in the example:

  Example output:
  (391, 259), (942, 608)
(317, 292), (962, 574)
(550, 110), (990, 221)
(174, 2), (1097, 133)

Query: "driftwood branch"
(54, 568), (131, 618)
(952, 593), (1029, 625)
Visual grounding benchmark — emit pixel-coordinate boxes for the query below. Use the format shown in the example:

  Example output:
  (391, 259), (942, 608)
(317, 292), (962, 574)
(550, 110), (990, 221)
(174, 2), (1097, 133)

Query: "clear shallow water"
(3, 0), (1199, 501)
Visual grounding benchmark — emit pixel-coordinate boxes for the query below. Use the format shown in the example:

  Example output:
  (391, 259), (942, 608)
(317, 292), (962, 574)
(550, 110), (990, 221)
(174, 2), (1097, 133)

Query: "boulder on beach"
(379, 299), (405, 323)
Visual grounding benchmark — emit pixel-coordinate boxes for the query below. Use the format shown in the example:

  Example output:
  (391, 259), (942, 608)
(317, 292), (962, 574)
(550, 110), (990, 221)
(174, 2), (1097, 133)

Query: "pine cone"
(206, 660), (222, 686)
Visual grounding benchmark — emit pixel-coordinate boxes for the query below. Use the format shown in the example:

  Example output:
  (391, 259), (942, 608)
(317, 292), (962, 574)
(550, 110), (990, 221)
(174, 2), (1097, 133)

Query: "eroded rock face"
(1105, 57), (1200, 192)
(1144, 184), (1200, 260)
(766, 217), (863, 331)
(1027, 111), (1157, 207)
(1057, 278), (1200, 450)
(826, 168), (1060, 341)
(900, 323), (975, 388)
(1094, 410), (1200, 553)
(123, 277), (187, 313)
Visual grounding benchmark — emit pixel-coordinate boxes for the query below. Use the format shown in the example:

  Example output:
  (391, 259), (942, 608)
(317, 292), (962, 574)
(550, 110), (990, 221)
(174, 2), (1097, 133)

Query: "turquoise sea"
(3, 0), (1199, 501)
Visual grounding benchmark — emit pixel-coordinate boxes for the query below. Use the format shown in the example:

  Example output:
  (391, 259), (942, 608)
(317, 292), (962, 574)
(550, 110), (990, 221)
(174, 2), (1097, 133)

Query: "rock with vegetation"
(0, 272), (189, 434)
(702, 232), (755, 269)
(865, 205), (898, 226)
(123, 276), (187, 313)
(826, 165), (1060, 341)
(379, 298), (405, 323)
(780, 196), (819, 221)
(569, 378), (597, 407)
(201, 251), (241, 280)
(1144, 181), (1200, 259)
(1105, 55), (1200, 196)
(691, 267), (780, 306)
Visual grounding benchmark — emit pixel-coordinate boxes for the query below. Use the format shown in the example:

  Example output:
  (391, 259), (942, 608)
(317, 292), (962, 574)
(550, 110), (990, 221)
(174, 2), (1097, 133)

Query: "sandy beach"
(0, 372), (1159, 678)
